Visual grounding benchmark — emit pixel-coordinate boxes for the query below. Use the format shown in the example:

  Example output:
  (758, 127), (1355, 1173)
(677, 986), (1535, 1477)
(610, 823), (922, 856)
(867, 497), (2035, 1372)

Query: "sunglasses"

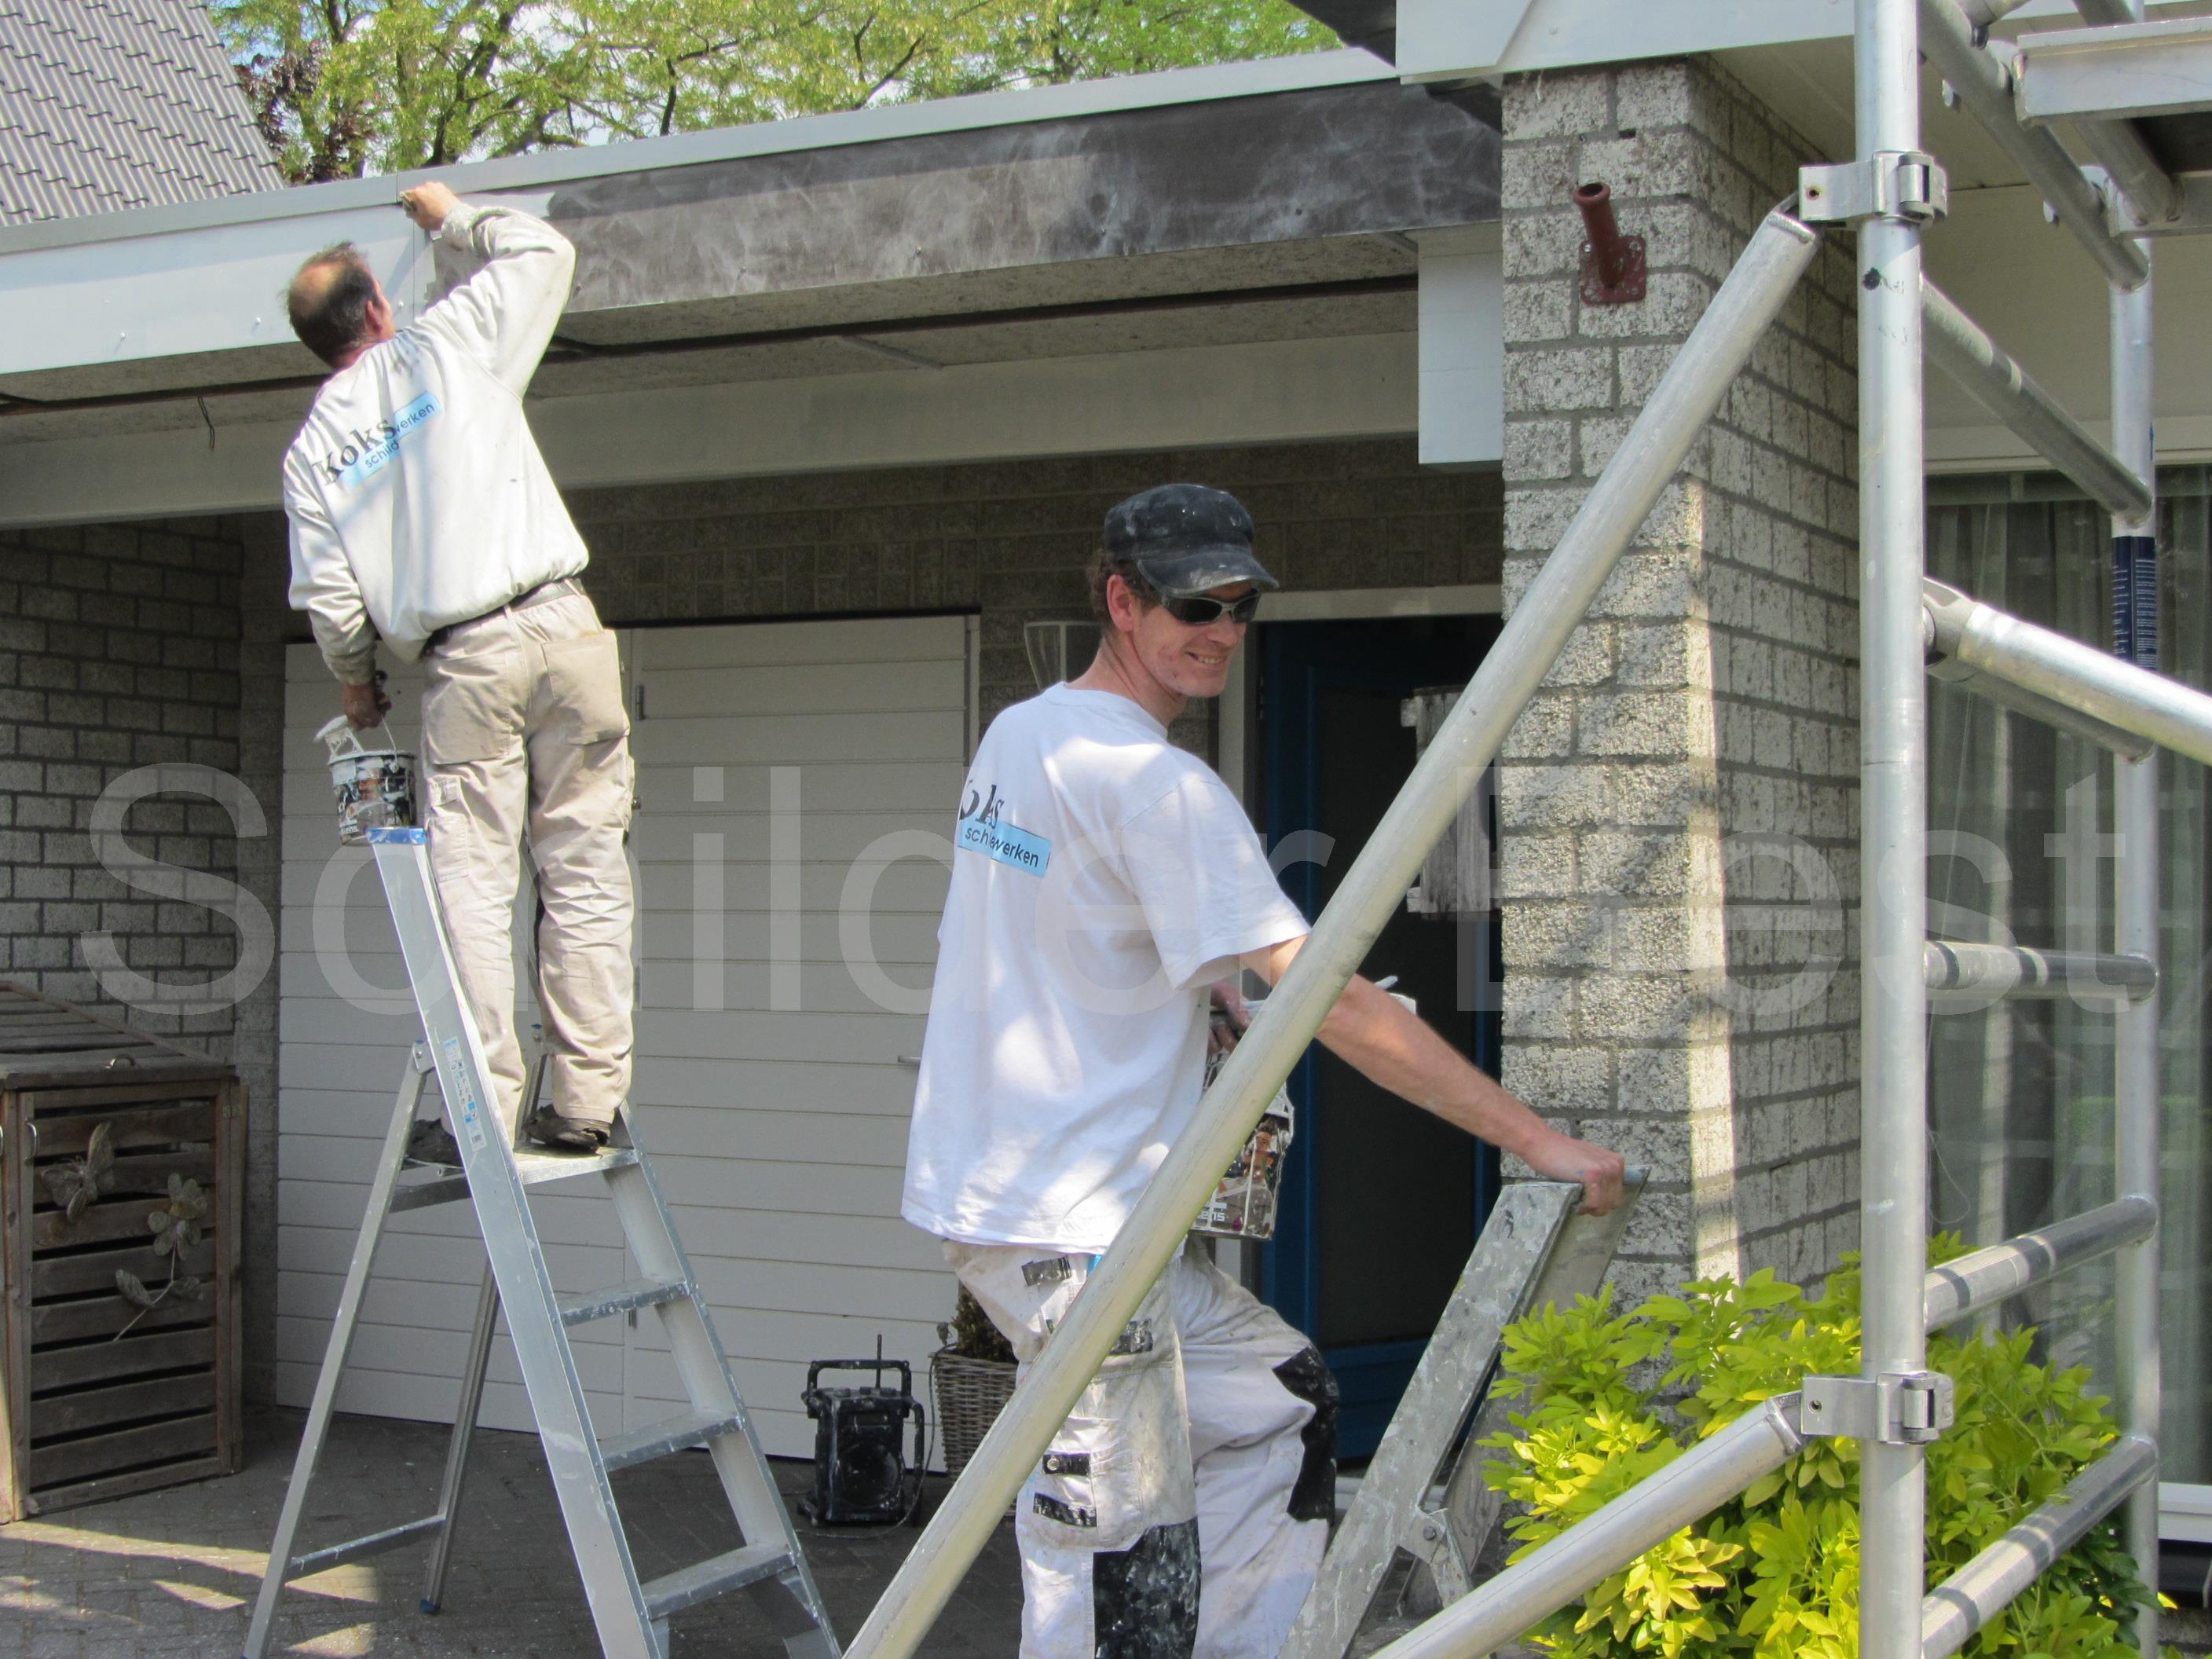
(1156, 590), (1262, 626)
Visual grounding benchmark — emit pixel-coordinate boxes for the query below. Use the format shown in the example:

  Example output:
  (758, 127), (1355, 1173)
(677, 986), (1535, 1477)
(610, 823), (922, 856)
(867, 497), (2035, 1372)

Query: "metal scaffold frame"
(826, 4), (2194, 1658)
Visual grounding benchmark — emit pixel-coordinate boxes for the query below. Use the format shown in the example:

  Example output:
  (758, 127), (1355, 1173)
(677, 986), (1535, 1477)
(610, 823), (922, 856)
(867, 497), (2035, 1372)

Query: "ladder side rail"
(1921, 1435), (2160, 1659)
(602, 1130), (840, 1659)
(835, 202), (1826, 1659)
(1364, 1397), (1807, 1659)
(1923, 939), (2155, 1002)
(368, 832), (661, 1659)
(1923, 1196), (2159, 1330)
(2108, 196), (2163, 1659)
(1919, 279), (2150, 522)
(1918, 0), (2151, 286)
(1432, 1174), (1650, 1597)
(1923, 578), (2212, 767)
(242, 1058), (429, 1659)
(1280, 1184), (1585, 1659)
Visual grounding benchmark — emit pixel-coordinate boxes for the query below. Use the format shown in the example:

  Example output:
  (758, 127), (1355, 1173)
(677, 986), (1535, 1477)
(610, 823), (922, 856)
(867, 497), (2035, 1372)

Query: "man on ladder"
(282, 177), (631, 1153)
(900, 484), (1628, 1659)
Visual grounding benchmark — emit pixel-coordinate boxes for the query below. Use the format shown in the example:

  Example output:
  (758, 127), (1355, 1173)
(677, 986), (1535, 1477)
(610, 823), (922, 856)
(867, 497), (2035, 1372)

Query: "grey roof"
(0, 0), (278, 225)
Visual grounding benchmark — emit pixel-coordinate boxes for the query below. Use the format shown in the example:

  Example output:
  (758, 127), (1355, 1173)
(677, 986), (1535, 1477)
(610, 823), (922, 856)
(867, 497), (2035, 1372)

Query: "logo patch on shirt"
(328, 391), (441, 489)
(957, 815), (1051, 876)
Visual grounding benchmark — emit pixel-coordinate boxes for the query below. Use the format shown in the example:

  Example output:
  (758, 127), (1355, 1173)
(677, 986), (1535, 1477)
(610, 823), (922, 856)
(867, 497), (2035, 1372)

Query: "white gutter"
(0, 49), (1397, 258)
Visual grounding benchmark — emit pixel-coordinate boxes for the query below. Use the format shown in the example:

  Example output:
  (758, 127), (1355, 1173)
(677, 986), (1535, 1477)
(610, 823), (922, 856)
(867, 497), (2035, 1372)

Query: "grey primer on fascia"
(546, 81), (1497, 316)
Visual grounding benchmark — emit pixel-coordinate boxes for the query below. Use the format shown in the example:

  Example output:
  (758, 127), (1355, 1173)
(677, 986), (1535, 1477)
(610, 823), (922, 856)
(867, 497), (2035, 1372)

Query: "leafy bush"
(1481, 1243), (2161, 1659)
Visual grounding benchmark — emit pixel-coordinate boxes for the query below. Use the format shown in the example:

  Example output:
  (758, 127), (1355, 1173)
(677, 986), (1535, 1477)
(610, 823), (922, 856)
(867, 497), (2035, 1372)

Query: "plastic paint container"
(1192, 1030), (1295, 1241)
(317, 716), (418, 844)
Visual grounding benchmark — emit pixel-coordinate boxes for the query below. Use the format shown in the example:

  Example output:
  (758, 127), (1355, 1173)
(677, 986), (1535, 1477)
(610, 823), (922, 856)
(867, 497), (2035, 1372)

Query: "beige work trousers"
(419, 591), (635, 1131)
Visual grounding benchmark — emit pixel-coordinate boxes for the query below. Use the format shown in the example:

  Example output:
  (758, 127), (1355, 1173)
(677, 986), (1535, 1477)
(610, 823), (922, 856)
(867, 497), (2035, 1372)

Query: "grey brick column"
(1497, 61), (1861, 1301)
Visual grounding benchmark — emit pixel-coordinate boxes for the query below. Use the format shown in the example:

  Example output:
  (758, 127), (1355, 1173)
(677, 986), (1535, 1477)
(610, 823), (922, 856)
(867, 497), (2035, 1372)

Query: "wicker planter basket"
(930, 1348), (1016, 1477)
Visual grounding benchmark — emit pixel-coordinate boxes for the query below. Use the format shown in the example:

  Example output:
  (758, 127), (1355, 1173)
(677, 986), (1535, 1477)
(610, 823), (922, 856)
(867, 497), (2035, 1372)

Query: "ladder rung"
(288, 1513), (444, 1577)
(641, 1542), (791, 1622)
(599, 1408), (744, 1474)
(559, 1277), (690, 1326)
(386, 1146), (641, 1214)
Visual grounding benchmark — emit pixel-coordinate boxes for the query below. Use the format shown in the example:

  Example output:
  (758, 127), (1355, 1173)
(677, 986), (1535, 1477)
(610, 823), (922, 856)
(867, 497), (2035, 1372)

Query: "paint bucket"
(317, 716), (417, 844)
(1192, 1021), (1295, 1241)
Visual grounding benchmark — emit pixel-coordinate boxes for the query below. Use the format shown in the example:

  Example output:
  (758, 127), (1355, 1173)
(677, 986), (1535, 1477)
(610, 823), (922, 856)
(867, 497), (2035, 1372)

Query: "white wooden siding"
(277, 615), (972, 1456)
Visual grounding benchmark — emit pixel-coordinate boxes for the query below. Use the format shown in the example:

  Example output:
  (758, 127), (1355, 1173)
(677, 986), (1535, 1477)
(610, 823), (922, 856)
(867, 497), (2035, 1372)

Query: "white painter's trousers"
(946, 1238), (1338, 1659)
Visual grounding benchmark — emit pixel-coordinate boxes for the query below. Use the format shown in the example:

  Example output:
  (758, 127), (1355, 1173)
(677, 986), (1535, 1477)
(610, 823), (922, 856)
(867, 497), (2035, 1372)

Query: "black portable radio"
(799, 1350), (925, 1525)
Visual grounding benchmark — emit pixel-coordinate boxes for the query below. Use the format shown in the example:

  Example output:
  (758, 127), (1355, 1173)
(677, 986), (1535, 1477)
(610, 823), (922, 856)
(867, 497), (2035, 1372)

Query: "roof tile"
(0, 0), (277, 222)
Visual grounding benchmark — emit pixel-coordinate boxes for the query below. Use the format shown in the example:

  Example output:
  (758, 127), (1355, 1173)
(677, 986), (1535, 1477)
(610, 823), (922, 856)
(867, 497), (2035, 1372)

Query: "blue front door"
(1258, 613), (1503, 1459)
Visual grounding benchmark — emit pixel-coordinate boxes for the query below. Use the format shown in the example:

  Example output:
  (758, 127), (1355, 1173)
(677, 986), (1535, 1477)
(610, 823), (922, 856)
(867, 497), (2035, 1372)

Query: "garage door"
(276, 615), (974, 1457)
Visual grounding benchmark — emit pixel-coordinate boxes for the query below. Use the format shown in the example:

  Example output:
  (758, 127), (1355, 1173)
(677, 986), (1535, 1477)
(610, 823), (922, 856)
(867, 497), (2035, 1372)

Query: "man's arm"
(401, 179), (575, 396)
(284, 478), (386, 727)
(1240, 935), (1628, 1214)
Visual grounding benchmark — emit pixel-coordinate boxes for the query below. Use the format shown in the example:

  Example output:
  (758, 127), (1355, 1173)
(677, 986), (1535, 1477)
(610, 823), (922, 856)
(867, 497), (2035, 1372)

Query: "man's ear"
(1105, 572), (1144, 632)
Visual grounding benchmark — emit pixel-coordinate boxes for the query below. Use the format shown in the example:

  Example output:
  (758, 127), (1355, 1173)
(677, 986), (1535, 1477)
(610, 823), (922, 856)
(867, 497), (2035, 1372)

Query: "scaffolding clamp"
(1798, 152), (1950, 224)
(1799, 1371), (1955, 1445)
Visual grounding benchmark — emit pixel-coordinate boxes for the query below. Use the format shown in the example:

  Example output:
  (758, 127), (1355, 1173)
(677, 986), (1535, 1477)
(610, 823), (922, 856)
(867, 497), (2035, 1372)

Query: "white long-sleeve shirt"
(284, 203), (589, 683)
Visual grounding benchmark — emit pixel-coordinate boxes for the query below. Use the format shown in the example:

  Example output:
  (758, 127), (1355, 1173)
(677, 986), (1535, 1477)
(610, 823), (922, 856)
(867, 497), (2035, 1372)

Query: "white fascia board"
(1393, 0), (2115, 82)
(0, 50), (1395, 259)
(0, 203), (447, 381)
(0, 332), (1416, 528)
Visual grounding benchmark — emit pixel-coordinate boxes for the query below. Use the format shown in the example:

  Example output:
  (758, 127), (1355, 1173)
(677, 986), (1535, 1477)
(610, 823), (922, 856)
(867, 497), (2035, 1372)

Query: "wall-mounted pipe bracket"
(1799, 152), (1950, 223)
(1800, 1371), (1955, 1445)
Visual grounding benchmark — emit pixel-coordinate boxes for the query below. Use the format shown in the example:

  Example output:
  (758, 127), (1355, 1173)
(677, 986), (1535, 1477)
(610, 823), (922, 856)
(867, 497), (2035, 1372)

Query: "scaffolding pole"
(833, 203), (1823, 1659)
(1858, 3), (1934, 1658)
(1921, 578), (2212, 765)
(2108, 200), (2163, 1659)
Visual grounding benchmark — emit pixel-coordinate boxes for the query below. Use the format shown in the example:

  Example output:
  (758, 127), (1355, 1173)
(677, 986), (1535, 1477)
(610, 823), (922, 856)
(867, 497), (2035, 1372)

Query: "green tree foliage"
(1481, 1244), (2173, 1659)
(220, 0), (1335, 183)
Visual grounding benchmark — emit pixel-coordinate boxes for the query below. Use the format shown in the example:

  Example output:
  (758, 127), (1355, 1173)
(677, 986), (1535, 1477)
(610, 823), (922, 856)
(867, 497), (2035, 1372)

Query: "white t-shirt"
(902, 684), (1309, 1251)
(283, 204), (588, 683)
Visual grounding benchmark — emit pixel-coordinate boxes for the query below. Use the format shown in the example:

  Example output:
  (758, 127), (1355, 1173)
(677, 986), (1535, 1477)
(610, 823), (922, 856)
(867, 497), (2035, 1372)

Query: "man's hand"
(341, 679), (390, 729)
(1206, 979), (1251, 1058)
(1518, 1126), (1628, 1216)
(400, 181), (462, 233)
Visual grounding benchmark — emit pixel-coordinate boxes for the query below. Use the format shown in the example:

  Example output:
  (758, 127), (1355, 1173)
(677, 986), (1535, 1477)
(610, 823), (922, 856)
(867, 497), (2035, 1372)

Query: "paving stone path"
(0, 1406), (1024, 1657)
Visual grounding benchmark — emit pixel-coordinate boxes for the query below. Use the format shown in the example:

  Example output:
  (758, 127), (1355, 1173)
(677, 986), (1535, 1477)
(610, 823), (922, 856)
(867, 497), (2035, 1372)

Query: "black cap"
(1102, 484), (1279, 599)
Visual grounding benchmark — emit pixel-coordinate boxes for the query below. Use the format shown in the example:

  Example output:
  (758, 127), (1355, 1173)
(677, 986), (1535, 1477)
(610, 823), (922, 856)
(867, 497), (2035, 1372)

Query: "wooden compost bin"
(0, 983), (244, 1519)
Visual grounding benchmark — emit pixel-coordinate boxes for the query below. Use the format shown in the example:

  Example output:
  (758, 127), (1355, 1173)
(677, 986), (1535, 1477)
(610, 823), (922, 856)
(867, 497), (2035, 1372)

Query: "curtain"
(1924, 467), (2210, 1490)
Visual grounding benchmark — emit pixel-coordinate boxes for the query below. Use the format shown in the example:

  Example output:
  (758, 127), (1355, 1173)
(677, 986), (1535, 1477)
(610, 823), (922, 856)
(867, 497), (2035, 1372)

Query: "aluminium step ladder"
(1282, 1172), (1646, 1659)
(244, 825), (837, 1659)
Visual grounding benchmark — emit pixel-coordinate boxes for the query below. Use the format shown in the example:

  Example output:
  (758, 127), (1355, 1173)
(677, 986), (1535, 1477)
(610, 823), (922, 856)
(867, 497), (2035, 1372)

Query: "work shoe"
(525, 1107), (612, 1154)
(405, 1119), (462, 1166)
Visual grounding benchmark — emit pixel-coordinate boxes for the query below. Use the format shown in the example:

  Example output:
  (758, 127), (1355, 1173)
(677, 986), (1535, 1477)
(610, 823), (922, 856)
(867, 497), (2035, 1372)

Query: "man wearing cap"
(902, 484), (1625, 1659)
(282, 178), (631, 1155)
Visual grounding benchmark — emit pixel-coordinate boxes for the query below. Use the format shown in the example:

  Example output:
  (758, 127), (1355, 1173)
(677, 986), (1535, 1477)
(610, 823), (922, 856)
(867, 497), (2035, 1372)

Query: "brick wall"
(0, 518), (249, 1046)
(1496, 60), (1861, 1302)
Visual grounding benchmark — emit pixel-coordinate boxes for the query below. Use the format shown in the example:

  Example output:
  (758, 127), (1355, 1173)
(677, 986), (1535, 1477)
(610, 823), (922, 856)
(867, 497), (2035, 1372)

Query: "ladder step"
(641, 1543), (793, 1622)
(387, 1145), (640, 1214)
(599, 1408), (745, 1474)
(559, 1276), (690, 1327)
